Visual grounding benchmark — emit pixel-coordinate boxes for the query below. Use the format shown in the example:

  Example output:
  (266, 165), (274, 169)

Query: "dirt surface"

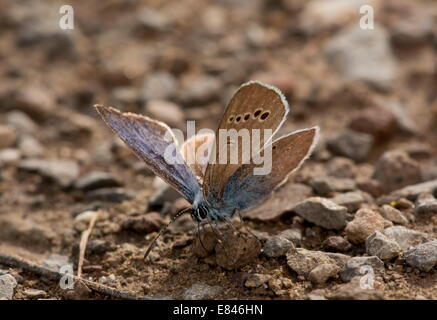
(0, 0), (436, 300)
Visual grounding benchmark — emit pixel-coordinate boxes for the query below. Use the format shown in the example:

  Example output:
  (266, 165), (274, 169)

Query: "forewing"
(221, 127), (319, 211)
(203, 81), (289, 199)
(95, 105), (200, 203)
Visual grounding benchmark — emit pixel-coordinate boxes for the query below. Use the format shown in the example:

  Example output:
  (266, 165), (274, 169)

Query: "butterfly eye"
(235, 115), (242, 123)
(228, 116), (234, 123)
(253, 109), (263, 119)
(259, 111), (270, 121)
(243, 113), (251, 121)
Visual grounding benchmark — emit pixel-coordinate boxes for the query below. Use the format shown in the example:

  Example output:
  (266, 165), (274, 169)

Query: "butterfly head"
(191, 202), (210, 222)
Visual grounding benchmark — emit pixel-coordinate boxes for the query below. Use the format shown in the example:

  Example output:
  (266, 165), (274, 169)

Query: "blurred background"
(0, 0), (436, 299)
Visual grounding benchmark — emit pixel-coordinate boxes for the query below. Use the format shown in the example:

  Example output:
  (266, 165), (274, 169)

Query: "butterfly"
(95, 81), (319, 258)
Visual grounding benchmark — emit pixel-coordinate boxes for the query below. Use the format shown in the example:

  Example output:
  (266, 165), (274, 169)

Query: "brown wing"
(203, 81), (289, 199)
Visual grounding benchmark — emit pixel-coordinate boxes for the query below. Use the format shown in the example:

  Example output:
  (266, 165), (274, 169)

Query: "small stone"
(72, 240), (114, 257)
(149, 182), (181, 208)
(215, 231), (261, 270)
(322, 236), (352, 252)
(18, 135), (44, 157)
(145, 100), (185, 129)
(357, 178), (382, 198)
(293, 197), (348, 230)
(382, 226), (430, 251)
(340, 256), (384, 282)
(86, 188), (135, 202)
(5, 110), (39, 135)
(404, 240), (437, 272)
(140, 72), (177, 101)
(108, 274), (116, 283)
(43, 254), (71, 272)
(0, 125), (17, 149)
(262, 236), (294, 258)
(327, 130), (373, 162)
(328, 277), (385, 300)
(192, 225), (219, 258)
(75, 171), (121, 191)
(244, 183), (312, 221)
(310, 177), (356, 196)
(307, 289), (327, 300)
(120, 212), (164, 234)
(391, 179), (437, 200)
(308, 263), (340, 284)
(182, 283), (222, 300)
(0, 148), (21, 165)
(179, 76), (222, 105)
(278, 228), (302, 246)
(365, 231), (401, 260)
(348, 106), (396, 138)
(372, 150), (422, 194)
(63, 281), (91, 300)
(18, 158), (80, 188)
(414, 194), (437, 215)
(286, 248), (350, 276)
(23, 288), (47, 299)
(324, 24), (396, 90)
(136, 8), (170, 32)
(0, 274), (17, 300)
(326, 157), (357, 179)
(379, 205), (408, 226)
(345, 208), (393, 244)
(244, 274), (271, 288)
(331, 192), (365, 213)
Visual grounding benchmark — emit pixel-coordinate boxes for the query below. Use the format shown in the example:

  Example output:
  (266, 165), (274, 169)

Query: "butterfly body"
(95, 81), (319, 226)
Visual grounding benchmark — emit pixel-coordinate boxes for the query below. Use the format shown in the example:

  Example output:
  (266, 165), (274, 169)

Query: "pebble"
(72, 240), (115, 257)
(292, 197), (348, 230)
(18, 158), (80, 188)
(328, 277), (385, 300)
(326, 157), (357, 179)
(345, 208), (393, 244)
(348, 106), (396, 138)
(379, 205), (409, 226)
(365, 231), (401, 260)
(382, 226), (430, 251)
(309, 177), (356, 196)
(404, 240), (437, 272)
(149, 182), (181, 208)
(63, 281), (91, 300)
(42, 254), (71, 272)
(5, 110), (39, 135)
(244, 183), (312, 221)
(215, 231), (261, 270)
(179, 75), (222, 105)
(286, 248), (350, 277)
(307, 289), (327, 300)
(244, 274), (271, 288)
(278, 228), (302, 246)
(74, 171), (122, 191)
(136, 8), (170, 33)
(262, 236), (294, 258)
(0, 148), (21, 165)
(140, 72), (177, 101)
(18, 135), (44, 157)
(191, 225), (220, 258)
(182, 283), (222, 300)
(308, 263), (340, 285)
(414, 194), (437, 215)
(322, 236), (352, 253)
(372, 151), (422, 194)
(145, 99), (185, 129)
(391, 179), (437, 200)
(86, 188), (135, 203)
(0, 274), (17, 300)
(324, 24), (396, 90)
(339, 256), (384, 282)
(0, 125), (17, 149)
(23, 288), (47, 299)
(331, 192), (364, 213)
(120, 212), (164, 234)
(327, 130), (373, 162)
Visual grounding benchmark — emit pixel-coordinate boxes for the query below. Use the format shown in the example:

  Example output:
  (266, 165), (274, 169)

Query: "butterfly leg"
(196, 221), (208, 253)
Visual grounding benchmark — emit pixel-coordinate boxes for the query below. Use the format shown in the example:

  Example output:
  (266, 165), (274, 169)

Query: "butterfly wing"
(203, 81), (289, 200)
(95, 105), (201, 203)
(221, 127), (319, 212)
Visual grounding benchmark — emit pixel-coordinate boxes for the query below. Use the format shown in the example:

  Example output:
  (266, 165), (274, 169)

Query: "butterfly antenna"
(143, 207), (192, 260)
